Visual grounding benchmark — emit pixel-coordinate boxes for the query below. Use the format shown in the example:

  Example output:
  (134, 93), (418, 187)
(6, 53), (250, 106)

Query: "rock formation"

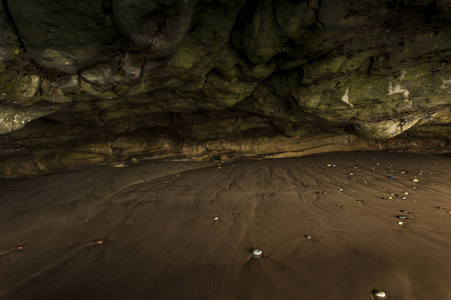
(0, 0), (450, 177)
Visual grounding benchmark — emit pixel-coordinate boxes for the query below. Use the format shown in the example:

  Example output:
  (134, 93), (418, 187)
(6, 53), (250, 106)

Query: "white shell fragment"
(374, 291), (386, 298)
(251, 249), (263, 258)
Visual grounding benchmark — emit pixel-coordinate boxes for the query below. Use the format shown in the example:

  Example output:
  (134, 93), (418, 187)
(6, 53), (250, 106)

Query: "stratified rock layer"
(0, 0), (450, 177)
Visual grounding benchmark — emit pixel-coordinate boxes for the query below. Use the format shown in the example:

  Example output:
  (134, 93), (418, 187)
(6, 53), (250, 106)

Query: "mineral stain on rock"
(0, 0), (449, 178)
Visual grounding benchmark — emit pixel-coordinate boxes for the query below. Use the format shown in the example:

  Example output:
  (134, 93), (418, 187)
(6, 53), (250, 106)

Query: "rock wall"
(0, 0), (450, 177)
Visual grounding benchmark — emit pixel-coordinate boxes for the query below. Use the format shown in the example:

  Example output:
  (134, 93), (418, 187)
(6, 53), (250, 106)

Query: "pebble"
(396, 215), (406, 219)
(304, 235), (312, 240)
(113, 162), (128, 168)
(16, 246), (24, 250)
(94, 240), (104, 245)
(400, 210), (408, 213)
(213, 217), (219, 221)
(252, 249), (263, 258)
(374, 291), (386, 298)
(397, 221), (403, 225)
(412, 178), (419, 182)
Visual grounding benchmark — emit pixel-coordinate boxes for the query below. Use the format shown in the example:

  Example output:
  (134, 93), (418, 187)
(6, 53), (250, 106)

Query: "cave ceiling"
(0, 0), (450, 177)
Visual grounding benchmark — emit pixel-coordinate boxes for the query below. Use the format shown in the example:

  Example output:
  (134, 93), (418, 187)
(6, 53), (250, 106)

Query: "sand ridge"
(1, 151), (451, 299)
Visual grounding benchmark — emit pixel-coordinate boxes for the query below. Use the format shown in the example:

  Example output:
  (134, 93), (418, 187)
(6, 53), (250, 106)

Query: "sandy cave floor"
(1, 151), (451, 300)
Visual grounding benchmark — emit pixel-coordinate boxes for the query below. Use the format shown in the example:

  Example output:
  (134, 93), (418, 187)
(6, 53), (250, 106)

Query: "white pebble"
(252, 249), (263, 258)
(374, 291), (386, 298)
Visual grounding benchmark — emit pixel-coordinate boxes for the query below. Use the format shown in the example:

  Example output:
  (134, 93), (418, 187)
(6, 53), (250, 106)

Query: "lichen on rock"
(0, 0), (450, 177)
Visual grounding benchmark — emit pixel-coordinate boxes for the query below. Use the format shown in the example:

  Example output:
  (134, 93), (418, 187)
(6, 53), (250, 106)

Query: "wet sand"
(1, 151), (451, 300)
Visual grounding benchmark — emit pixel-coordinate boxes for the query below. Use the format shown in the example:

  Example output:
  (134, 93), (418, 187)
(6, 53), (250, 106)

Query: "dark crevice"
(1, 0), (26, 52)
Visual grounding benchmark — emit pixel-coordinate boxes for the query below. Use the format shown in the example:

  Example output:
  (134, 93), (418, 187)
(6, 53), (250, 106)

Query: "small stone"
(374, 291), (386, 298)
(396, 215), (406, 219)
(397, 221), (403, 225)
(400, 210), (408, 213)
(16, 246), (24, 250)
(251, 249), (263, 258)
(412, 178), (419, 182)
(304, 235), (312, 240)
(113, 162), (128, 168)
(214, 217), (219, 221)
(404, 192), (409, 195)
(94, 240), (104, 245)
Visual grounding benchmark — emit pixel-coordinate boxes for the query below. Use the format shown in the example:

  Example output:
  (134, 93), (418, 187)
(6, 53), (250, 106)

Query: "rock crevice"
(0, 0), (450, 177)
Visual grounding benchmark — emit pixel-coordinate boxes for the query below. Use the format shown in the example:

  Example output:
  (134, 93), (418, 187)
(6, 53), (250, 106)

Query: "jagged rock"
(0, 0), (450, 177)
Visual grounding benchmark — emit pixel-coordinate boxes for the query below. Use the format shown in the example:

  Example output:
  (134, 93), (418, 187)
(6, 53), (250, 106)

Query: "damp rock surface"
(0, 1), (450, 177)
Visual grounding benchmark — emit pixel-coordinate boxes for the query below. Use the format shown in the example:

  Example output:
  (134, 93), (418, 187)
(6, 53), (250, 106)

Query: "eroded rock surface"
(0, 0), (450, 177)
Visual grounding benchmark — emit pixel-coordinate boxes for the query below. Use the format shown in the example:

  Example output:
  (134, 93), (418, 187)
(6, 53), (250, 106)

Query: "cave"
(0, 1), (450, 299)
